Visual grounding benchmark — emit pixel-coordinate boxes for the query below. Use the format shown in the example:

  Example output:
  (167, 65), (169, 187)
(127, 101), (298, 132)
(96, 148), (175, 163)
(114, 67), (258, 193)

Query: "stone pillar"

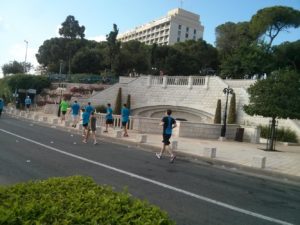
(188, 76), (193, 89)
(251, 126), (261, 144)
(147, 75), (152, 88)
(205, 76), (209, 90)
(162, 76), (167, 89)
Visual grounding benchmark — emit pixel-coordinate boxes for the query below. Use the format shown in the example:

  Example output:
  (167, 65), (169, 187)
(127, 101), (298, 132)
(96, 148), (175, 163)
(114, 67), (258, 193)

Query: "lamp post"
(220, 86), (234, 138)
(24, 40), (28, 73)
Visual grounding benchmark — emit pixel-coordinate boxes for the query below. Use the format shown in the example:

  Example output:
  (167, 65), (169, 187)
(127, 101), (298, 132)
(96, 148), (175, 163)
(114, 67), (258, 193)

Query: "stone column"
(188, 76), (193, 89)
(147, 75), (152, 88)
(205, 76), (209, 90)
(162, 76), (167, 89)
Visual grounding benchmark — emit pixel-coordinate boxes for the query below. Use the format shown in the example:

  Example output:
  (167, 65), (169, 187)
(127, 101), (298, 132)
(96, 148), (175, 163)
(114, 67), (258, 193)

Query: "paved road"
(0, 116), (300, 225)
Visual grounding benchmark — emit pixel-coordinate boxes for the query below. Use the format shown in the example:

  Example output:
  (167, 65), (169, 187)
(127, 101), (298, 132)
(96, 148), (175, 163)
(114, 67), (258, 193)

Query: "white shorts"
(72, 115), (79, 121)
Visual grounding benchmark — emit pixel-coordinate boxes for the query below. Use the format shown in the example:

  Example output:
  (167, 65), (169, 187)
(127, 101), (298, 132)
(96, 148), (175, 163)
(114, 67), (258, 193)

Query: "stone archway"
(131, 105), (213, 123)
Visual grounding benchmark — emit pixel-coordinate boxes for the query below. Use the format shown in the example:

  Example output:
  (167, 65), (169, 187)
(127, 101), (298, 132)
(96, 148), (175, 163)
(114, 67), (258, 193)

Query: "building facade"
(117, 8), (204, 46)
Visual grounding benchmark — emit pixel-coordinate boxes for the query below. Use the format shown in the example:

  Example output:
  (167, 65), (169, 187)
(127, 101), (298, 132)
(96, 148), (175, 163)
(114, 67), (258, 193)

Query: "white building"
(117, 8), (204, 46)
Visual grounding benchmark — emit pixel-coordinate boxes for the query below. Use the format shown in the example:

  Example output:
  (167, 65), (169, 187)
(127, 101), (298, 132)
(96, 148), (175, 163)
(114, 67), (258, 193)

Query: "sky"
(0, 0), (299, 77)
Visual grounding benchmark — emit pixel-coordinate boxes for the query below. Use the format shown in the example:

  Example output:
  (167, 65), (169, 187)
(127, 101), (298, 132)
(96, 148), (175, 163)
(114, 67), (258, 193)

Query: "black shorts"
(106, 119), (113, 124)
(0, 109), (2, 115)
(83, 123), (88, 128)
(122, 121), (128, 127)
(162, 134), (172, 145)
(26, 104), (30, 108)
(61, 111), (67, 115)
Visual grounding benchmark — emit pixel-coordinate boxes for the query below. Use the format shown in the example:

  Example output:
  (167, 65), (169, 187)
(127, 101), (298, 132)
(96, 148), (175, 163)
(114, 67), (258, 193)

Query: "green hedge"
(0, 176), (175, 225)
(259, 125), (298, 143)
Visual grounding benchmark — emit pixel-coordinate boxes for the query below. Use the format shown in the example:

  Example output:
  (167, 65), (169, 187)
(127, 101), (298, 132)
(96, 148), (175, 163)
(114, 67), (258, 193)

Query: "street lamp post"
(24, 40), (28, 73)
(220, 86), (234, 138)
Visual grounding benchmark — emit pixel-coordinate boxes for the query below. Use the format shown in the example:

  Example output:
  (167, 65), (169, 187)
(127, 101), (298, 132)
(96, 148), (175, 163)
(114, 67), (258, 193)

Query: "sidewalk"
(6, 109), (300, 182)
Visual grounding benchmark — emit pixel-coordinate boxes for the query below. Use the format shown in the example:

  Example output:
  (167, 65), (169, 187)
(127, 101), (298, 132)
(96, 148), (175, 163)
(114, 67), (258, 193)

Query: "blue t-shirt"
(71, 103), (80, 115)
(106, 107), (113, 120)
(162, 116), (176, 135)
(0, 100), (4, 109)
(25, 98), (31, 105)
(82, 112), (90, 124)
(85, 105), (94, 115)
(121, 107), (130, 122)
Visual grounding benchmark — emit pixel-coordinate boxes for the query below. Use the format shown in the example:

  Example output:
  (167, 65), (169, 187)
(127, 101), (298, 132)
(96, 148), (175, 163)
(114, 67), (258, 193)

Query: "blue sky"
(0, 0), (299, 77)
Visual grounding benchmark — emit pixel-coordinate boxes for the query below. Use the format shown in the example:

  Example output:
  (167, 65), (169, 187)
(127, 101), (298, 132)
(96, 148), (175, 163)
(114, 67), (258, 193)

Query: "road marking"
(0, 128), (294, 225)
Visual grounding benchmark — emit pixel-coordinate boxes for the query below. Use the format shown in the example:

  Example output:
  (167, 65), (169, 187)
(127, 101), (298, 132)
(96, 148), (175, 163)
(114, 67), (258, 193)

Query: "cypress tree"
(114, 87), (122, 115)
(228, 93), (236, 124)
(214, 99), (221, 124)
(126, 94), (131, 110)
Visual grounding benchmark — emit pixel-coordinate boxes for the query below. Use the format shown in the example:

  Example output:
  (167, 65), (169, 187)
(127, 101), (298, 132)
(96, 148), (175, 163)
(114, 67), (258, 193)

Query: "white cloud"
(87, 35), (106, 42)
(0, 16), (10, 31)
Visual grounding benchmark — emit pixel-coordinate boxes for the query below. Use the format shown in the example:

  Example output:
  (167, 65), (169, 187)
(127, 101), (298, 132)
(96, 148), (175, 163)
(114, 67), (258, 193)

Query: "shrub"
(259, 125), (298, 143)
(228, 93), (236, 124)
(95, 105), (106, 113)
(0, 176), (175, 225)
(214, 99), (221, 124)
(127, 94), (131, 110)
(114, 87), (122, 115)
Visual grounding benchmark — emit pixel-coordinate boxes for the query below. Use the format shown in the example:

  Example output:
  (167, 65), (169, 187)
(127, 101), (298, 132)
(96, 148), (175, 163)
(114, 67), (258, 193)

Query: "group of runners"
(60, 99), (177, 163)
(59, 100), (131, 145)
(1, 97), (177, 163)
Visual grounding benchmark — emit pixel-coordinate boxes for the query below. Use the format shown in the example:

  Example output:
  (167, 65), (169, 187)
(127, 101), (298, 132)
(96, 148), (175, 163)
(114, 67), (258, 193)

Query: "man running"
(70, 100), (80, 128)
(85, 102), (94, 117)
(121, 103), (130, 137)
(25, 96), (31, 112)
(81, 108), (90, 143)
(0, 98), (4, 118)
(85, 111), (97, 145)
(104, 103), (113, 133)
(60, 98), (68, 123)
(156, 109), (177, 163)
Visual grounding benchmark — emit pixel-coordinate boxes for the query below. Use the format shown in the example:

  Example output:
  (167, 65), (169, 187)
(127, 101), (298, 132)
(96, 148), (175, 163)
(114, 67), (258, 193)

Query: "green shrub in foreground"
(0, 176), (175, 225)
(259, 125), (298, 143)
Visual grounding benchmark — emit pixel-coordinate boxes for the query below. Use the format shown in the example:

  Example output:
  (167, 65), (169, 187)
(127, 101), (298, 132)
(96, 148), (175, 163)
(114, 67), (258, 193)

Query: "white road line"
(0, 128), (294, 225)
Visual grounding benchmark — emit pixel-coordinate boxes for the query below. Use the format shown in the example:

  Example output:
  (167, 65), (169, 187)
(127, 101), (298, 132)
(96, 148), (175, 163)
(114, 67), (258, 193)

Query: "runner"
(85, 111), (97, 145)
(60, 98), (69, 123)
(121, 103), (130, 137)
(81, 108), (90, 143)
(104, 103), (113, 133)
(24, 96), (31, 112)
(155, 109), (177, 163)
(0, 98), (4, 118)
(70, 100), (80, 128)
(85, 102), (94, 117)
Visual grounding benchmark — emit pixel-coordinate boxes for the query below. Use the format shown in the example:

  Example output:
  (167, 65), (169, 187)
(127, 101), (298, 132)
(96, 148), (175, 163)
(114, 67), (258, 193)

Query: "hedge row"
(0, 176), (175, 225)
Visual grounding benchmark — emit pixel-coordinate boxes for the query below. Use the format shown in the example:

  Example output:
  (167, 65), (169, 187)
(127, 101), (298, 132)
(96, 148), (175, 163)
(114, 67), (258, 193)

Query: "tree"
(2, 61), (25, 76)
(126, 94), (131, 110)
(272, 40), (300, 72)
(214, 99), (221, 124)
(244, 69), (300, 150)
(59, 15), (85, 39)
(114, 87), (122, 115)
(106, 24), (120, 73)
(215, 22), (253, 59)
(71, 47), (104, 74)
(250, 6), (300, 49)
(228, 93), (236, 124)
(118, 40), (150, 75)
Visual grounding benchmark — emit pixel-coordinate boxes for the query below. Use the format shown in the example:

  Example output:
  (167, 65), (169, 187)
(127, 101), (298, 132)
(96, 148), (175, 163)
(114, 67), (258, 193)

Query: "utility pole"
(24, 40), (28, 73)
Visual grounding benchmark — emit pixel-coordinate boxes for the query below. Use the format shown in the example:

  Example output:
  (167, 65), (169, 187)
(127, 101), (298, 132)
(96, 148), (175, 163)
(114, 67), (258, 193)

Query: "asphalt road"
(0, 115), (300, 225)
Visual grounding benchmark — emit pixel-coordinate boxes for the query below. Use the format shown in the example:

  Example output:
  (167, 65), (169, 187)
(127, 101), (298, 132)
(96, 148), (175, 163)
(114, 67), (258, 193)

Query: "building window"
(177, 37), (180, 42)
(194, 29), (196, 34)
(178, 24), (182, 30)
(178, 30), (181, 36)
(186, 27), (189, 32)
(185, 33), (189, 38)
